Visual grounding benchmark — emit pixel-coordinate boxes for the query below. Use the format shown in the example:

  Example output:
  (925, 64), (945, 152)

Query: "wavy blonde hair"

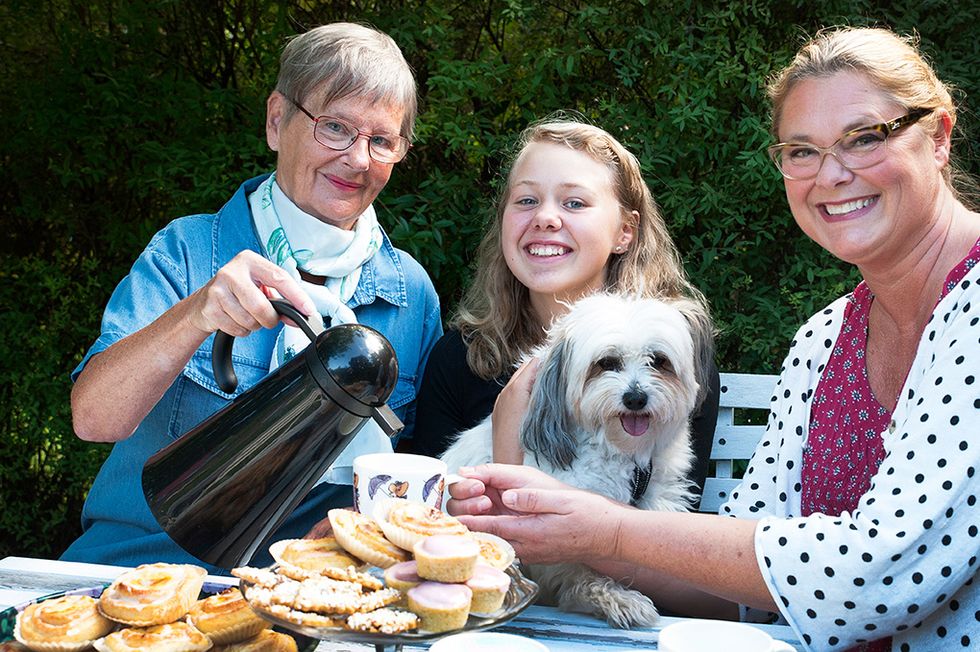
(455, 117), (711, 382)
(768, 26), (976, 204)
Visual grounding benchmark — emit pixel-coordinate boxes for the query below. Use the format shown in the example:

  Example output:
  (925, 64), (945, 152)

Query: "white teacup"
(428, 632), (550, 651)
(352, 453), (454, 516)
(658, 620), (796, 652)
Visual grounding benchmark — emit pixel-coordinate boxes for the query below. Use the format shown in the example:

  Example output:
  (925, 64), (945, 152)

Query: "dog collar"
(630, 460), (653, 506)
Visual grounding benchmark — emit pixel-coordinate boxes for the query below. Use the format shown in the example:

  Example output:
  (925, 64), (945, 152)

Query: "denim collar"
(213, 174), (408, 310)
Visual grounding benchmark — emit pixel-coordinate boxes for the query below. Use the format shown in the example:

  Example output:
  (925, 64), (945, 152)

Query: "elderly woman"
(448, 27), (979, 651)
(63, 23), (441, 570)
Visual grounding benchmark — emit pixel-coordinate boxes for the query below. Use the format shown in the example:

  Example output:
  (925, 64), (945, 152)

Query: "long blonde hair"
(455, 117), (711, 381)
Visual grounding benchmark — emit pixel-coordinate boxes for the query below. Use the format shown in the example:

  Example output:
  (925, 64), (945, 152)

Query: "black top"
(411, 329), (720, 498)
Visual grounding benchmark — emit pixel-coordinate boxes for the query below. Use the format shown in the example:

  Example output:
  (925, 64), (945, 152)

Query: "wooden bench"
(698, 372), (779, 514)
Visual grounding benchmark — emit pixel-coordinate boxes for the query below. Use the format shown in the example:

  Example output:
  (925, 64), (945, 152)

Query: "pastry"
(269, 537), (364, 576)
(382, 560), (422, 593)
(255, 602), (345, 628)
(471, 532), (516, 570)
(375, 501), (469, 551)
(412, 535), (480, 583)
(465, 563), (511, 614)
(230, 567), (282, 589)
(271, 561), (383, 591)
(406, 581), (472, 633)
(186, 587), (269, 644)
(327, 509), (409, 569)
(98, 562), (206, 626)
(313, 564), (384, 591)
(213, 630), (298, 652)
(14, 594), (114, 652)
(92, 622), (211, 652)
(345, 607), (419, 634)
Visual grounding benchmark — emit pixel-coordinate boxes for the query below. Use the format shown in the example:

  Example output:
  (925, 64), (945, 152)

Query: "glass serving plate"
(240, 563), (539, 651)
(0, 582), (318, 651)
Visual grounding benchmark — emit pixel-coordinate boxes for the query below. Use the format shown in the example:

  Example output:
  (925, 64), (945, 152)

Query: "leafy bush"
(1, 0), (977, 559)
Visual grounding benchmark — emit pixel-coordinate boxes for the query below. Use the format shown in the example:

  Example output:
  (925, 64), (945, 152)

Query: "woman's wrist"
(597, 499), (633, 562)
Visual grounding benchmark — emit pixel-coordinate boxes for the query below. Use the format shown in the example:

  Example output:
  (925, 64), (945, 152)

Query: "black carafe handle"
(212, 299), (319, 394)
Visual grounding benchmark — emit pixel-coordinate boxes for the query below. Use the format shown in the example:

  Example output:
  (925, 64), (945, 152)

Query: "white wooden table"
(0, 556), (802, 650)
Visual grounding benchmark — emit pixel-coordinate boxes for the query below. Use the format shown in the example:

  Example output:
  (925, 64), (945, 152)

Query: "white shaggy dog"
(441, 293), (711, 628)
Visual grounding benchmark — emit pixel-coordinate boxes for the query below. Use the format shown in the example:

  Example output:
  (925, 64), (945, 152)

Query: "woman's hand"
(184, 250), (315, 338)
(447, 463), (568, 516)
(447, 463), (628, 564)
(72, 251), (315, 442)
(491, 357), (540, 464)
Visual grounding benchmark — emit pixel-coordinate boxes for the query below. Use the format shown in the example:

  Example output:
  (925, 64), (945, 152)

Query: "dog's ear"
(672, 297), (716, 410)
(520, 338), (578, 470)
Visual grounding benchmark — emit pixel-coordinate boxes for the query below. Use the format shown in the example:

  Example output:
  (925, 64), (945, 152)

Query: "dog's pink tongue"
(620, 414), (650, 437)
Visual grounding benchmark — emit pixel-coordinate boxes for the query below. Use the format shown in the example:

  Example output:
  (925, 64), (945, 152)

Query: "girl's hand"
(491, 357), (540, 463)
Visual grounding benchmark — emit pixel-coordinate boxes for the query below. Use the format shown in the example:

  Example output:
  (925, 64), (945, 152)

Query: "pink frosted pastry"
(412, 535), (479, 583)
(383, 560), (422, 593)
(406, 582), (472, 633)
(465, 563), (511, 614)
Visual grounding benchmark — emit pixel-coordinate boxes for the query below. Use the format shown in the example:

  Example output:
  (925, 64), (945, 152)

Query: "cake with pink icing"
(412, 535), (480, 583)
(464, 563), (511, 613)
(383, 559), (421, 607)
(406, 581), (472, 632)
(383, 560), (423, 592)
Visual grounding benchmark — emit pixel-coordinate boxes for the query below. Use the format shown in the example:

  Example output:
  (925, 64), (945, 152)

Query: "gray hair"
(275, 23), (418, 140)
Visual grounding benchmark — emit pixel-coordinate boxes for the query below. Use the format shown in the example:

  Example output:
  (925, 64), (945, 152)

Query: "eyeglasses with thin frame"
(767, 108), (931, 180)
(285, 96), (411, 164)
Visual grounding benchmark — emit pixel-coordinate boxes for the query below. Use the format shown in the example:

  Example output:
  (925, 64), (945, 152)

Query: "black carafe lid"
(310, 323), (399, 410)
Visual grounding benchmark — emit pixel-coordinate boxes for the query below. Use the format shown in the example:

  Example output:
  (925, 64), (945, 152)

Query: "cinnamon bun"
(14, 595), (114, 652)
(186, 587), (269, 644)
(98, 563), (206, 626)
(327, 509), (409, 569)
(375, 501), (469, 552)
(92, 622), (211, 652)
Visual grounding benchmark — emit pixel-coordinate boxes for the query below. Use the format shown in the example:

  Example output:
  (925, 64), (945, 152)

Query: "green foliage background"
(1, 0), (977, 559)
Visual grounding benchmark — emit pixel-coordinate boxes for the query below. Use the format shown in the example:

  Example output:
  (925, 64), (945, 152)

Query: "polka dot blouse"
(722, 259), (980, 651)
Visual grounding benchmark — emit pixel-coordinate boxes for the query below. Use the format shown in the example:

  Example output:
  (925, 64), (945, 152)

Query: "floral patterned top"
(802, 238), (979, 517)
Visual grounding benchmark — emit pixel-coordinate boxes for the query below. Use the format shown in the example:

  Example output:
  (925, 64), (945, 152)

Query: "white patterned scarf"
(248, 172), (391, 485)
(248, 172), (383, 369)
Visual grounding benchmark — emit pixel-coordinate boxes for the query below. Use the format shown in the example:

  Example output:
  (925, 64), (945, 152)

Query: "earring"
(615, 246), (623, 253)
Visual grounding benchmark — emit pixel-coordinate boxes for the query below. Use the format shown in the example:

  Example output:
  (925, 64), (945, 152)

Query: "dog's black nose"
(622, 389), (648, 411)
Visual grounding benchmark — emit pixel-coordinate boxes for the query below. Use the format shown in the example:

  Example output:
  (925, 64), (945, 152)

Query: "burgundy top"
(800, 238), (979, 651)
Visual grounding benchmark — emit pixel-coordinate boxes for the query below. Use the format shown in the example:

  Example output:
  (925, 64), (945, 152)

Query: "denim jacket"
(62, 175), (442, 570)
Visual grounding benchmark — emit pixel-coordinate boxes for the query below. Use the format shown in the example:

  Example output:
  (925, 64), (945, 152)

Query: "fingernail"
(458, 466), (473, 475)
(502, 490), (516, 507)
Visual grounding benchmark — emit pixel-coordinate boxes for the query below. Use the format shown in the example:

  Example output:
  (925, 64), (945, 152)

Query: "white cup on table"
(658, 619), (796, 652)
(353, 452), (460, 516)
(428, 632), (550, 651)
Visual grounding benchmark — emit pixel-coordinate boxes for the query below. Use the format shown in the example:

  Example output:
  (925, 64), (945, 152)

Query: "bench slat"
(718, 372), (777, 409)
(698, 372), (780, 513)
(711, 424), (767, 460)
(699, 478), (743, 514)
